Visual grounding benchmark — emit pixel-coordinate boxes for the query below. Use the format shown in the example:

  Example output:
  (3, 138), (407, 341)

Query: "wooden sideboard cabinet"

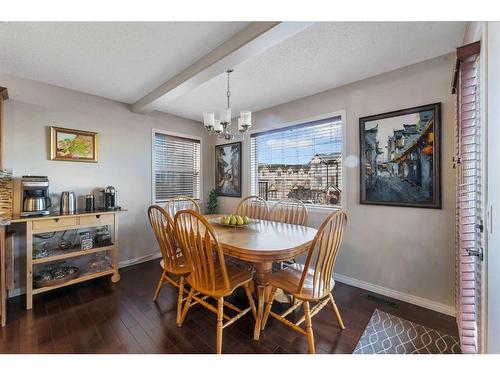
(10, 210), (124, 310)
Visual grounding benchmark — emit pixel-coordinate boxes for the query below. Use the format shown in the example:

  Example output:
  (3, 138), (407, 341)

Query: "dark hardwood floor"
(0, 260), (458, 354)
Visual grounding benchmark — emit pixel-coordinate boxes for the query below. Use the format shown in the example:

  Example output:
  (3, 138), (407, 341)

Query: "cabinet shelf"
(32, 267), (115, 295)
(32, 245), (114, 265)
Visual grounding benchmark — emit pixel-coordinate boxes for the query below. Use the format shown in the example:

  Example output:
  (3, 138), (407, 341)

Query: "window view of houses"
(251, 119), (343, 207)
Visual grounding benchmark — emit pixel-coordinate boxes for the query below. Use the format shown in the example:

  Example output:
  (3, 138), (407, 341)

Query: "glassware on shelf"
(79, 231), (93, 250)
(86, 252), (111, 273)
(94, 226), (113, 247)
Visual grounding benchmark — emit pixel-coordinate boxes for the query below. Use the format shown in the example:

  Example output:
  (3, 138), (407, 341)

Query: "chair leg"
(244, 283), (257, 320)
(329, 293), (345, 330)
(303, 301), (315, 354)
(261, 286), (277, 330)
(178, 289), (194, 327)
(153, 270), (166, 302)
(217, 297), (224, 354)
(176, 276), (185, 325)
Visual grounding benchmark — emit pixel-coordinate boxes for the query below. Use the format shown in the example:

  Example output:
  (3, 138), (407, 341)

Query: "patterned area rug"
(354, 309), (461, 354)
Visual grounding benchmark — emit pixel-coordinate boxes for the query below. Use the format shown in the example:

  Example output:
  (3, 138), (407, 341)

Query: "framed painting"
(50, 126), (99, 162)
(215, 141), (242, 197)
(359, 103), (441, 208)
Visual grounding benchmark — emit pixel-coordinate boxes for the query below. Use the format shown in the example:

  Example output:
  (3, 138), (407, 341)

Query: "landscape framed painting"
(359, 103), (441, 209)
(50, 126), (99, 162)
(215, 142), (242, 197)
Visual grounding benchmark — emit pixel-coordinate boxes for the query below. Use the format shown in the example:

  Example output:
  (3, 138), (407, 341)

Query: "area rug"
(353, 309), (461, 354)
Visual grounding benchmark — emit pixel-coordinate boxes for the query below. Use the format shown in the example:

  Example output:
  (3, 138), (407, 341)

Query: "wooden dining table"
(204, 214), (317, 340)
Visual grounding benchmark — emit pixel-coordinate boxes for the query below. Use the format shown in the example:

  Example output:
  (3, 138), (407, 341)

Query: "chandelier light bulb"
(203, 112), (215, 129)
(214, 119), (223, 133)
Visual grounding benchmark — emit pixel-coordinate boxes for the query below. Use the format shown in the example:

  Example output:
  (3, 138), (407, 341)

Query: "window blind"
(153, 132), (201, 202)
(250, 117), (343, 207)
(455, 52), (484, 354)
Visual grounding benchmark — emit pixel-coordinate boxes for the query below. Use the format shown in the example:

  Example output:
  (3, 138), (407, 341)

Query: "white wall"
(218, 54), (457, 315)
(486, 21), (500, 354)
(0, 72), (215, 292)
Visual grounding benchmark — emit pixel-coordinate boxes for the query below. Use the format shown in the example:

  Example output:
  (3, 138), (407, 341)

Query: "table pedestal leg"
(253, 262), (272, 341)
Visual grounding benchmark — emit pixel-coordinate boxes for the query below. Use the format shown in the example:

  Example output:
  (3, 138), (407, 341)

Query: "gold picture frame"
(50, 126), (99, 163)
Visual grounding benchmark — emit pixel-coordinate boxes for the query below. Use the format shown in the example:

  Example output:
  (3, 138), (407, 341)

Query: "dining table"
(203, 214), (318, 340)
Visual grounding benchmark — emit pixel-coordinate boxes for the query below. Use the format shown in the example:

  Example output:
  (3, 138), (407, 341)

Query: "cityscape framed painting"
(359, 103), (441, 208)
(215, 141), (242, 197)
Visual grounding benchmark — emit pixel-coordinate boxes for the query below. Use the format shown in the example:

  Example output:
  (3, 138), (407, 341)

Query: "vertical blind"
(153, 132), (201, 202)
(250, 117), (343, 206)
(455, 52), (484, 354)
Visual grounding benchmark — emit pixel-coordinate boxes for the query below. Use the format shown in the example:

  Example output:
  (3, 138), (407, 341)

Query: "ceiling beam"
(131, 21), (314, 114)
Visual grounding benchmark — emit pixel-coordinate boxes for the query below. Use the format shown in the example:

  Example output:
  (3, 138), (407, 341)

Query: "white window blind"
(455, 52), (484, 354)
(153, 132), (201, 202)
(250, 117), (343, 207)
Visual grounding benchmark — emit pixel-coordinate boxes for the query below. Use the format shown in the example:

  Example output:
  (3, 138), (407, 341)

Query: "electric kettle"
(60, 191), (77, 214)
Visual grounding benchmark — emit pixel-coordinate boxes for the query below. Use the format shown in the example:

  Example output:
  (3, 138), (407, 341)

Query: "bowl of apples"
(217, 214), (252, 227)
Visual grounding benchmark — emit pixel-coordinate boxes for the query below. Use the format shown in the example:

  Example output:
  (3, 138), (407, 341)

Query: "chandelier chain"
(226, 70), (231, 109)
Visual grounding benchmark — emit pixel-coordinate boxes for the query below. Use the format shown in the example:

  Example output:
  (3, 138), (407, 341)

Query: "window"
(250, 116), (343, 207)
(152, 130), (201, 203)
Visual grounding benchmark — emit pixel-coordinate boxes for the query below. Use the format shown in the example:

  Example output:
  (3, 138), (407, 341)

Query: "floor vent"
(367, 294), (399, 308)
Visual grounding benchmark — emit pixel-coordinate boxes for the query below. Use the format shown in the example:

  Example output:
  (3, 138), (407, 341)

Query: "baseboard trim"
(118, 250), (162, 268)
(333, 273), (456, 317)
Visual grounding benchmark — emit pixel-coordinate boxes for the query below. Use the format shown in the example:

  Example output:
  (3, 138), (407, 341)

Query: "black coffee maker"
(99, 186), (120, 210)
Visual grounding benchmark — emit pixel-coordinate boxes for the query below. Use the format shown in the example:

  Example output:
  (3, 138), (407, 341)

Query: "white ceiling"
(0, 22), (465, 121)
(158, 22), (466, 121)
(0, 22), (249, 103)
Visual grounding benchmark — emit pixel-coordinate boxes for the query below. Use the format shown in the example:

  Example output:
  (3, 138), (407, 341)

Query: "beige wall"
(218, 54), (456, 315)
(0, 72), (215, 293)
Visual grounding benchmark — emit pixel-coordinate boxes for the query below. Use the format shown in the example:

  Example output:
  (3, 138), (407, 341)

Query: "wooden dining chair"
(147, 205), (190, 325)
(268, 198), (308, 226)
(260, 210), (348, 354)
(235, 195), (269, 220)
(268, 198), (308, 276)
(164, 196), (200, 218)
(174, 209), (257, 354)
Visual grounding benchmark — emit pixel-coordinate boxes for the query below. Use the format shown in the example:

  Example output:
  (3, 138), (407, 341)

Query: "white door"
(455, 41), (486, 354)
(486, 21), (500, 354)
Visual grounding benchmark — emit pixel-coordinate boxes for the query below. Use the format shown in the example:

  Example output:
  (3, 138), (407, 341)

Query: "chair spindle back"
(147, 205), (182, 272)
(298, 210), (347, 297)
(164, 196), (200, 220)
(235, 195), (269, 220)
(268, 198), (308, 226)
(174, 209), (230, 293)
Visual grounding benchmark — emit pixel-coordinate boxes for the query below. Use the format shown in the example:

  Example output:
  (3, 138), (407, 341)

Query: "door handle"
(466, 247), (483, 261)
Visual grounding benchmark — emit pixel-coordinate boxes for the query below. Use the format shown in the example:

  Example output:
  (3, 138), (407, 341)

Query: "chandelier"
(202, 69), (252, 140)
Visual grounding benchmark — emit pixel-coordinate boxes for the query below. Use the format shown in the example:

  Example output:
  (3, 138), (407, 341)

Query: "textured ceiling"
(0, 22), (249, 103)
(157, 22), (466, 121)
(0, 22), (465, 121)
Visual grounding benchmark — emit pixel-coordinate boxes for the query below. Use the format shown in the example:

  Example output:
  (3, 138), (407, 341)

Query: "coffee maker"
(20, 176), (52, 217)
(99, 186), (120, 210)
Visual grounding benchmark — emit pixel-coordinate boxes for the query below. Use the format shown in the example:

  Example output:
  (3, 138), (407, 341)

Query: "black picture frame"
(359, 103), (442, 209)
(215, 141), (242, 197)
